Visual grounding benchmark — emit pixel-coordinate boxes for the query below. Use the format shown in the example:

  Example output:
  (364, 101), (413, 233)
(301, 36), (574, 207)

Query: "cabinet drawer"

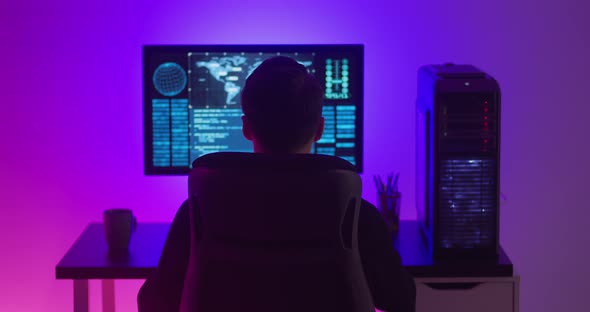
(416, 281), (514, 312)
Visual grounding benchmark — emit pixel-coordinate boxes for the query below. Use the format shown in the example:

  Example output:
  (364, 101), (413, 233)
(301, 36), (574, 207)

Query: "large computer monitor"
(143, 44), (364, 175)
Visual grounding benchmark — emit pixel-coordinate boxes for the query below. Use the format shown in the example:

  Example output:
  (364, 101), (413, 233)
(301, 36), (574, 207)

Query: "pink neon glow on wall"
(0, 0), (589, 311)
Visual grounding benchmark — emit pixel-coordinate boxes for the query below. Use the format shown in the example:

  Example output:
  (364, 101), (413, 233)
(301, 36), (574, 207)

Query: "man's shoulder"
(360, 198), (378, 212)
(358, 198), (386, 228)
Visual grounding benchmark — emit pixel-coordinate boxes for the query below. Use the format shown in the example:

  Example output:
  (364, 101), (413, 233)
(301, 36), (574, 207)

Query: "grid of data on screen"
(315, 104), (356, 165)
(151, 99), (190, 167)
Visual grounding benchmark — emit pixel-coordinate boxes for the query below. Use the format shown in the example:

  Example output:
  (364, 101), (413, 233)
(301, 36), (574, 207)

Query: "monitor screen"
(143, 45), (364, 175)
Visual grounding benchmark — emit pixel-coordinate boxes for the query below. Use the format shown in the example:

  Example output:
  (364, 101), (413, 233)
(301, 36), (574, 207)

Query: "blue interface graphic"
(153, 62), (187, 97)
(325, 58), (351, 100)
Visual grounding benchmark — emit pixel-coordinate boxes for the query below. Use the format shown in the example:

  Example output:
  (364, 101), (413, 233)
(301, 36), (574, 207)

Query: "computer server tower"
(416, 64), (500, 259)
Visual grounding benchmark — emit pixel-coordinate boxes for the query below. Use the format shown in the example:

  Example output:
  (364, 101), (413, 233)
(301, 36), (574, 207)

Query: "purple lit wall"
(0, 0), (588, 311)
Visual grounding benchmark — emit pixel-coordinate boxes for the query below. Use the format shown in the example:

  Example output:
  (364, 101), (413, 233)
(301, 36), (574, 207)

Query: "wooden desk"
(56, 223), (169, 312)
(56, 221), (518, 312)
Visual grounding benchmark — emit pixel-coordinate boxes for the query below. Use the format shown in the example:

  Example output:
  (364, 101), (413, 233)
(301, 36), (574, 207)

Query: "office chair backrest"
(180, 152), (374, 312)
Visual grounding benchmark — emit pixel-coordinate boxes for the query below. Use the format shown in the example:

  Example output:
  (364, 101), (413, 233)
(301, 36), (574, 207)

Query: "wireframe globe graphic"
(153, 62), (187, 97)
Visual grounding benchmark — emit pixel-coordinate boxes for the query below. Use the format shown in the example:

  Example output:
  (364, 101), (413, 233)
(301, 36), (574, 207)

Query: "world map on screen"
(190, 52), (314, 107)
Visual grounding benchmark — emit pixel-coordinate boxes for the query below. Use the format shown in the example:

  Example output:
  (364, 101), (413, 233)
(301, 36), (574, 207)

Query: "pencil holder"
(377, 191), (401, 233)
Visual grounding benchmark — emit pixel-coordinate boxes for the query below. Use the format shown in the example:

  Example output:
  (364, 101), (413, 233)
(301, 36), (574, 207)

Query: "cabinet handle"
(424, 282), (481, 290)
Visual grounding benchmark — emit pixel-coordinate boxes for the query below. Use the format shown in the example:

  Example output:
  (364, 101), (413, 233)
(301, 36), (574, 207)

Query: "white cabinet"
(415, 276), (520, 312)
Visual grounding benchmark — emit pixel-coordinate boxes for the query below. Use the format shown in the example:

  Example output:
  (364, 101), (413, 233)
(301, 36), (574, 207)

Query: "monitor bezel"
(143, 44), (364, 175)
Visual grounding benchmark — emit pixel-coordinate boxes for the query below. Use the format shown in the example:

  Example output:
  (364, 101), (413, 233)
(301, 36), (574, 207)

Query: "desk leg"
(102, 279), (116, 312)
(74, 280), (89, 312)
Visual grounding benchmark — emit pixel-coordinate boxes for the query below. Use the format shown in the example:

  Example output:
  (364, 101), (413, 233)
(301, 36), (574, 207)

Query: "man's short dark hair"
(241, 56), (323, 152)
